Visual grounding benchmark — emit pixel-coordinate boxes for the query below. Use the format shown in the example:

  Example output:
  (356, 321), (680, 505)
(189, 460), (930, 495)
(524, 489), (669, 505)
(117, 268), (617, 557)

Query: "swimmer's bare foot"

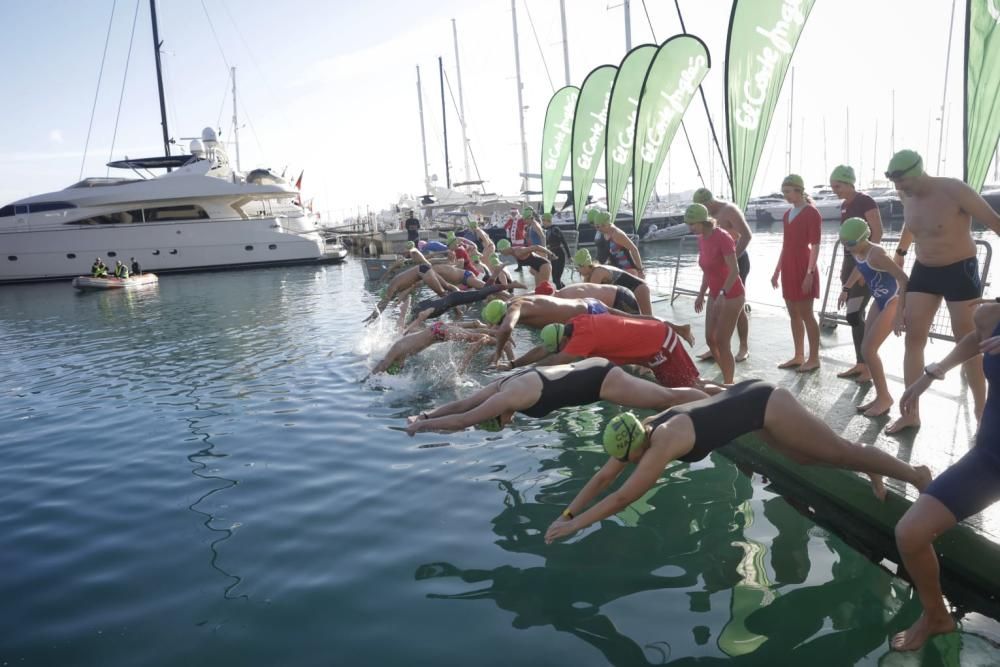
(891, 613), (956, 651)
(697, 350), (714, 361)
(673, 324), (695, 347)
(797, 359), (821, 373)
(860, 396), (893, 417)
(854, 371), (873, 383)
(778, 357), (804, 369)
(868, 473), (887, 501)
(886, 414), (921, 435)
(735, 348), (749, 362)
(837, 364), (864, 378)
(913, 465), (933, 492)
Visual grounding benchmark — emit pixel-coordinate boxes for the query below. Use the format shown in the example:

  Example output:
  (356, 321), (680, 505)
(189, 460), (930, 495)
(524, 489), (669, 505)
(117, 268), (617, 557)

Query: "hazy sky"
(1, 0), (997, 220)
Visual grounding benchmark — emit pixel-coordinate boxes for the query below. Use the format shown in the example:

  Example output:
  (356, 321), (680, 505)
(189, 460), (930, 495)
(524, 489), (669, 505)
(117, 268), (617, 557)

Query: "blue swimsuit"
(853, 247), (899, 310)
(924, 319), (1000, 520)
(584, 298), (609, 315)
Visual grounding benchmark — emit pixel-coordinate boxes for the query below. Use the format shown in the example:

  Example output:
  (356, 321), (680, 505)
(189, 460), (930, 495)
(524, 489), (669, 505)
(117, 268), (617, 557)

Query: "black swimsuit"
(503, 357), (615, 418)
(648, 379), (775, 462)
(606, 266), (643, 292)
(523, 253), (550, 272)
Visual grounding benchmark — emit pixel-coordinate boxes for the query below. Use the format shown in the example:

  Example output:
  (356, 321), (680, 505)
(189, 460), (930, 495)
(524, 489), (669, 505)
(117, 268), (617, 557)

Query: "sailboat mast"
(937, 0), (958, 175)
(559, 0), (570, 86)
(623, 0), (632, 50)
(149, 0), (171, 162)
(416, 65), (431, 193)
(786, 68), (793, 174)
(511, 0), (529, 193)
(451, 19), (471, 185)
(231, 66), (241, 172)
(439, 56), (451, 190)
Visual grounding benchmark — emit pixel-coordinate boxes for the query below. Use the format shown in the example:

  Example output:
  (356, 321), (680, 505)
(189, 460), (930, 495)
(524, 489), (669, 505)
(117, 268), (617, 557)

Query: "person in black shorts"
(542, 212), (572, 289)
(405, 357), (708, 434)
(545, 379), (932, 543)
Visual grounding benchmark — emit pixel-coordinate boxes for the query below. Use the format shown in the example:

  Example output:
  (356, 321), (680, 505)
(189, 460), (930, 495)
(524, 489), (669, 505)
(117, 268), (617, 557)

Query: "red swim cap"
(534, 281), (555, 296)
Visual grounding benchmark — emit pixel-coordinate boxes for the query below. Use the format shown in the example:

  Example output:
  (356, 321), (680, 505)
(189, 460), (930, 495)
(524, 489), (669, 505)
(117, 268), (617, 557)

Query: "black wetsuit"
(648, 379), (775, 462)
(604, 265), (643, 292)
(546, 226), (571, 289)
(415, 285), (505, 319)
(502, 357), (615, 418)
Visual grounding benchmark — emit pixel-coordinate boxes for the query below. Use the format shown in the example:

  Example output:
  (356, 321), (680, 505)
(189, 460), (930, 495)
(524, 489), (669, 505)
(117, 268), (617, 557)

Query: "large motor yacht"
(0, 128), (326, 283)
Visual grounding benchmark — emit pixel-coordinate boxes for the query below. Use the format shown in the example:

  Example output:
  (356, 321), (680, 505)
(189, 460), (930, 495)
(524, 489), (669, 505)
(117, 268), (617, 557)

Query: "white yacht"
(0, 128), (328, 284)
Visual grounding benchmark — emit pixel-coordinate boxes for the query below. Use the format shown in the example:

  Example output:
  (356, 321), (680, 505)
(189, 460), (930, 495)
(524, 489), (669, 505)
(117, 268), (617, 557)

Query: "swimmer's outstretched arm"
(408, 381), (501, 423)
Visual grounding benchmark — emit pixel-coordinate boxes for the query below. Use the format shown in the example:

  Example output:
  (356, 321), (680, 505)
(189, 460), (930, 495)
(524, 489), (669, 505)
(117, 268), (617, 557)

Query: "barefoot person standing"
(771, 174), (822, 372)
(692, 188), (753, 362)
(884, 149), (1000, 434)
(830, 165), (883, 382)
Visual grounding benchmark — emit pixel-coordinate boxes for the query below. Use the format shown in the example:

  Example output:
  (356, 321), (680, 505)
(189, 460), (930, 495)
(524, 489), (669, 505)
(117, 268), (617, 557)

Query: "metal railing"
(669, 235), (702, 303)
(818, 237), (993, 342)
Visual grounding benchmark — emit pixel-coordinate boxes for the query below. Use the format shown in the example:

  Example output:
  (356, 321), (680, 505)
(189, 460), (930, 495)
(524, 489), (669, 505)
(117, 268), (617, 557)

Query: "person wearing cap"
(512, 314), (711, 391)
(446, 233), (480, 277)
(586, 207), (612, 264)
(541, 212), (572, 289)
(838, 217), (909, 418)
(403, 210), (421, 242)
(829, 165), (884, 382)
(692, 188), (752, 362)
(113, 260), (130, 279)
(883, 149), (1000, 434)
(495, 238), (556, 290)
(543, 379), (932, 544)
(685, 203), (745, 385)
(480, 292), (657, 366)
(91, 257), (107, 278)
(771, 174), (822, 372)
(504, 207), (530, 271)
(363, 248), (459, 324)
(572, 248), (654, 315)
(404, 357), (708, 435)
(370, 320), (505, 377)
(891, 300), (1000, 650)
(523, 206), (546, 248)
(592, 210), (645, 279)
(130, 257), (142, 276)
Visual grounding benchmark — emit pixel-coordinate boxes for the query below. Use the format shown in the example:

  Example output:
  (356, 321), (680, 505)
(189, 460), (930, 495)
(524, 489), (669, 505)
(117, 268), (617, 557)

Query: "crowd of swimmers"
(368, 148), (1000, 652)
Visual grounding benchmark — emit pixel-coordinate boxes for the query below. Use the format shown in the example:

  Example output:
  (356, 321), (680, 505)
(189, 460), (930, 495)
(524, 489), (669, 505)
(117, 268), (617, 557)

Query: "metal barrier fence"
(669, 235), (702, 303)
(818, 237), (992, 342)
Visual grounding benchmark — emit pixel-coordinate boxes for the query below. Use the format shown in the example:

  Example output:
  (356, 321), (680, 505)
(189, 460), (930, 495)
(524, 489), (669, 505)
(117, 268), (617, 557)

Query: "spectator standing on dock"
(885, 149), (1000, 434)
(403, 210), (420, 243)
(593, 210), (645, 279)
(891, 300), (1000, 651)
(771, 174), (822, 372)
(542, 213), (571, 289)
(686, 204), (745, 385)
(830, 165), (883, 382)
(692, 188), (752, 362)
(838, 217), (908, 417)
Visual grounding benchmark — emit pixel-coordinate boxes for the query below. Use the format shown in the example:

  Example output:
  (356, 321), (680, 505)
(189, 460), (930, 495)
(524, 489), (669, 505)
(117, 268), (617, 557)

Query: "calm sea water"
(2, 236), (998, 666)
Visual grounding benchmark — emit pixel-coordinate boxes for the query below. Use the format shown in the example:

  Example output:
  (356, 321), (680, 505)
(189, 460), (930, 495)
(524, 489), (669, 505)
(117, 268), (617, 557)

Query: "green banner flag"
(965, 0), (1000, 191)
(631, 35), (710, 230)
(604, 45), (657, 222)
(571, 65), (617, 226)
(540, 86), (579, 214)
(725, 0), (816, 210)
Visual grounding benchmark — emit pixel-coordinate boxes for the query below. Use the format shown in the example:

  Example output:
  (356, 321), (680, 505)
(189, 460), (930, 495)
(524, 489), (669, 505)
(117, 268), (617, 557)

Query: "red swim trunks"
(646, 326), (699, 387)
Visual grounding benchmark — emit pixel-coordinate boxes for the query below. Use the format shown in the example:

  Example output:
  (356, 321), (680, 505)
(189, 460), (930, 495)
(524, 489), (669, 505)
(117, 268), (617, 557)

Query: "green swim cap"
(379, 286), (388, 299)
(586, 208), (599, 224)
(830, 164), (856, 185)
(603, 412), (645, 460)
(886, 149), (924, 179)
(573, 248), (593, 267)
(446, 231), (456, 241)
(522, 206), (534, 217)
(542, 212), (552, 222)
(471, 252), (481, 262)
(782, 173), (804, 190)
(476, 416), (503, 432)
(684, 203), (709, 224)
(594, 211), (611, 226)
(468, 219), (478, 229)
(405, 241), (416, 250)
(386, 361), (402, 375)
(496, 239), (512, 251)
(540, 323), (566, 352)
(488, 254), (502, 267)
(482, 299), (508, 325)
(840, 217), (870, 243)
(692, 187), (714, 205)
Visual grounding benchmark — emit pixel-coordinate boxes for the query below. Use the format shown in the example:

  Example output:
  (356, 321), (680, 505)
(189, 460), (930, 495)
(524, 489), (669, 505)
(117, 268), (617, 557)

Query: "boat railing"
(818, 237), (993, 342)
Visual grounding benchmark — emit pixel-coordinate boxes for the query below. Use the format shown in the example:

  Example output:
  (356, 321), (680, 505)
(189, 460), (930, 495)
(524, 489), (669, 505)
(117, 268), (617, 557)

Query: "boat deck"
(656, 293), (1000, 617)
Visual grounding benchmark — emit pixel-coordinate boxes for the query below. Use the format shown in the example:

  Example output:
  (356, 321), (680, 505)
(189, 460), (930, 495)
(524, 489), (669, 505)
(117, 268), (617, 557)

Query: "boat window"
(152, 250), (161, 255)
(108, 251), (117, 257)
(30, 201), (77, 213)
(0, 205), (14, 217)
(144, 205), (209, 222)
(245, 245), (254, 251)
(268, 244), (277, 250)
(14, 205), (28, 215)
(246, 169), (287, 186)
(67, 253), (76, 259)
(7, 256), (17, 261)
(63, 208), (144, 225)
(169, 249), (178, 255)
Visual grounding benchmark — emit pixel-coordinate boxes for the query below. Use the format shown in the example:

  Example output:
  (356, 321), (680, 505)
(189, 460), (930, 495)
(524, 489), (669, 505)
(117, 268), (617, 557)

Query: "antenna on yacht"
(231, 66), (241, 172)
(416, 65), (432, 193)
(149, 0), (172, 169)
